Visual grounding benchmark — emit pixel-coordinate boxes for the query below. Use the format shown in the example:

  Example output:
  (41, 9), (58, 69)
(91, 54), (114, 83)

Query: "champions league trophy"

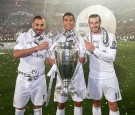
(54, 42), (80, 96)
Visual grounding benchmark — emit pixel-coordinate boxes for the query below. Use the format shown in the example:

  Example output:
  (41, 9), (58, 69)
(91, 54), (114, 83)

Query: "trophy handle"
(71, 61), (81, 81)
(54, 56), (63, 83)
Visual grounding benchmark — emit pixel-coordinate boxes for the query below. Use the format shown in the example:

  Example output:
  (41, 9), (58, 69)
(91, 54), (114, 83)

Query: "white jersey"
(14, 28), (50, 75)
(87, 32), (117, 79)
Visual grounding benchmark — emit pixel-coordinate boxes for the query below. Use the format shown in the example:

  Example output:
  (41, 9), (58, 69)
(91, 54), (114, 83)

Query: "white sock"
(109, 109), (120, 115)
(15, 109), (25, 115)
(92, 106), (101, 115)
(74, 106), (82, 115)
(56, 108), (65, 115)
(34, 108), (42, 115)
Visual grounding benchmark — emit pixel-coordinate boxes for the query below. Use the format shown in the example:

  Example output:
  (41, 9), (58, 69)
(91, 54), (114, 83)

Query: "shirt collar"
(28, 28), (45, 38)
(62, 28), (76, 38)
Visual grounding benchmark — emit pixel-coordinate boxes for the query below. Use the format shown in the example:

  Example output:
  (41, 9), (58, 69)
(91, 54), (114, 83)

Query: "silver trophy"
(54, 42), (80, 96)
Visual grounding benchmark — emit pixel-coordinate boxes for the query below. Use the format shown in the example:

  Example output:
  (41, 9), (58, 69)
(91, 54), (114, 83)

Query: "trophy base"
(56, 86), (77, 97)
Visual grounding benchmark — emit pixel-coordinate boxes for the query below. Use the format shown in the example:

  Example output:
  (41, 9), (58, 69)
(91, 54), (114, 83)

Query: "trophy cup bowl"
(55, 42), (80, 96)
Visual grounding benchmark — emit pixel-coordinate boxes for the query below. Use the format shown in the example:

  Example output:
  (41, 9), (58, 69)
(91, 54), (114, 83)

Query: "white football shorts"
(86, 76), (122, 102)
(54, 91), (83, 103)
(13, 74), (47, 108)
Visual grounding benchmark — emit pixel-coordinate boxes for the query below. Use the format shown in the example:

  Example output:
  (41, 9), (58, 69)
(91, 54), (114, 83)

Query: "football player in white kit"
(54, 12), (86, 115)
(85, 14), (122, 115)
(13, 16), (53, 115)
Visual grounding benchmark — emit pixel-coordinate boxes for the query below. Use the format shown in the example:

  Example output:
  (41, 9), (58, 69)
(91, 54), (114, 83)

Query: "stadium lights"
(129, 19), (133, 21)
(123, 21), (127, 23)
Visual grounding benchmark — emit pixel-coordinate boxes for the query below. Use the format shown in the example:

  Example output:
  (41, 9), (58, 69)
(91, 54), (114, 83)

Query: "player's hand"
(79, 56), (86, 64)
(49, 58), (55, 66)
(85, 42), (95, 52)
(36, 41), (49, 51)
(45, 58), (55, 66)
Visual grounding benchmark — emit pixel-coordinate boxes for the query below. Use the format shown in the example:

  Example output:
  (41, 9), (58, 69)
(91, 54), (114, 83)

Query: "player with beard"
(13, 16), (54, 115)
(85, 14), (122, 115)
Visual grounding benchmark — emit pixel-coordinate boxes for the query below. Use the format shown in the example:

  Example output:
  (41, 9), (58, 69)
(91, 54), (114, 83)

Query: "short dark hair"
(63, 12), (75, 21)
(88, 14), (101, 22)
(32, 15), (44, 22)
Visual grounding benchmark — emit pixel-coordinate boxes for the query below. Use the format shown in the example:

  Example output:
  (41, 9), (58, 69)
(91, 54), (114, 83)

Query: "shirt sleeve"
(14, 33), (26, 50)
(93, 34), (117, 63)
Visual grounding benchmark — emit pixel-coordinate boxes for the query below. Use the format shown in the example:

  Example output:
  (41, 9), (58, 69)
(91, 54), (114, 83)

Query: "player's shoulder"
(18, 32), (28, 37)
(108, 33), (116, 41)
(16, 32), (29, 43)
(108, 33), (115, 38)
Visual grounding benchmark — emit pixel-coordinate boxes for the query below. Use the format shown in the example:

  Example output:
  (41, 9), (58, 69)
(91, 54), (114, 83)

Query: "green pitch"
(0, 41), (135, 115)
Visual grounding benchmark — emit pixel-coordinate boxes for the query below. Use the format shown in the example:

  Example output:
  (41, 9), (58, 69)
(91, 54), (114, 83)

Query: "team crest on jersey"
(31, 69), (39, 76)
(15, 41), (19, 45)
(111, 40), (117, 49)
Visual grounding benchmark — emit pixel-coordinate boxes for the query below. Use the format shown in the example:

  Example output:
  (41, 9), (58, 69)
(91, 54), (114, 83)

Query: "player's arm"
(13, 47), (36, 58)
(13, 42), (49, 58)
(86, 34), (117, 63)
(93, 46), (116, 63)
(94, 34), (117, 62)
(13, 33), (49, 59)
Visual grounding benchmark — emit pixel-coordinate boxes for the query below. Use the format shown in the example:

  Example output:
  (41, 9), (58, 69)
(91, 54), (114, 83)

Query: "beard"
(91, 27), (100, 34)
(34, 29), (43, 36)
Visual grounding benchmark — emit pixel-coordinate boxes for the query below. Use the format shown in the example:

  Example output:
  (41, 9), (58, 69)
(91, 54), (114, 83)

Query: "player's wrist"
(34, 46), (39, 52)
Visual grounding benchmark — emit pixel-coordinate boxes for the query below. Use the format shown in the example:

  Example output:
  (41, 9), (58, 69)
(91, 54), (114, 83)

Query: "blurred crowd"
(0, 1), (135, 42)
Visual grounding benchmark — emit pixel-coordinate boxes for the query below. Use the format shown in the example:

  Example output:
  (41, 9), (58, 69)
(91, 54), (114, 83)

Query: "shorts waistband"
(18, 71), (45, 81)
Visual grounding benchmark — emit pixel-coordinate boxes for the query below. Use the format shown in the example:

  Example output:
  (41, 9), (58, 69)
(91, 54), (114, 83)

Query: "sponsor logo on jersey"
(31, 53), (43, 58)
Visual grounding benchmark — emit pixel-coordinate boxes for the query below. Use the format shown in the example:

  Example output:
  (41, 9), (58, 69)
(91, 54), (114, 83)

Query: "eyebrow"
(64, 18), (74, 21)
(35, 23), (44, 26)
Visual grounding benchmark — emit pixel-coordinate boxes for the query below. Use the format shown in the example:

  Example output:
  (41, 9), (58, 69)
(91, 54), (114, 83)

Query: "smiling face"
(32, 18), (46, 36)
(88, 16), (101, 34)
(63, 15), (75, 31)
